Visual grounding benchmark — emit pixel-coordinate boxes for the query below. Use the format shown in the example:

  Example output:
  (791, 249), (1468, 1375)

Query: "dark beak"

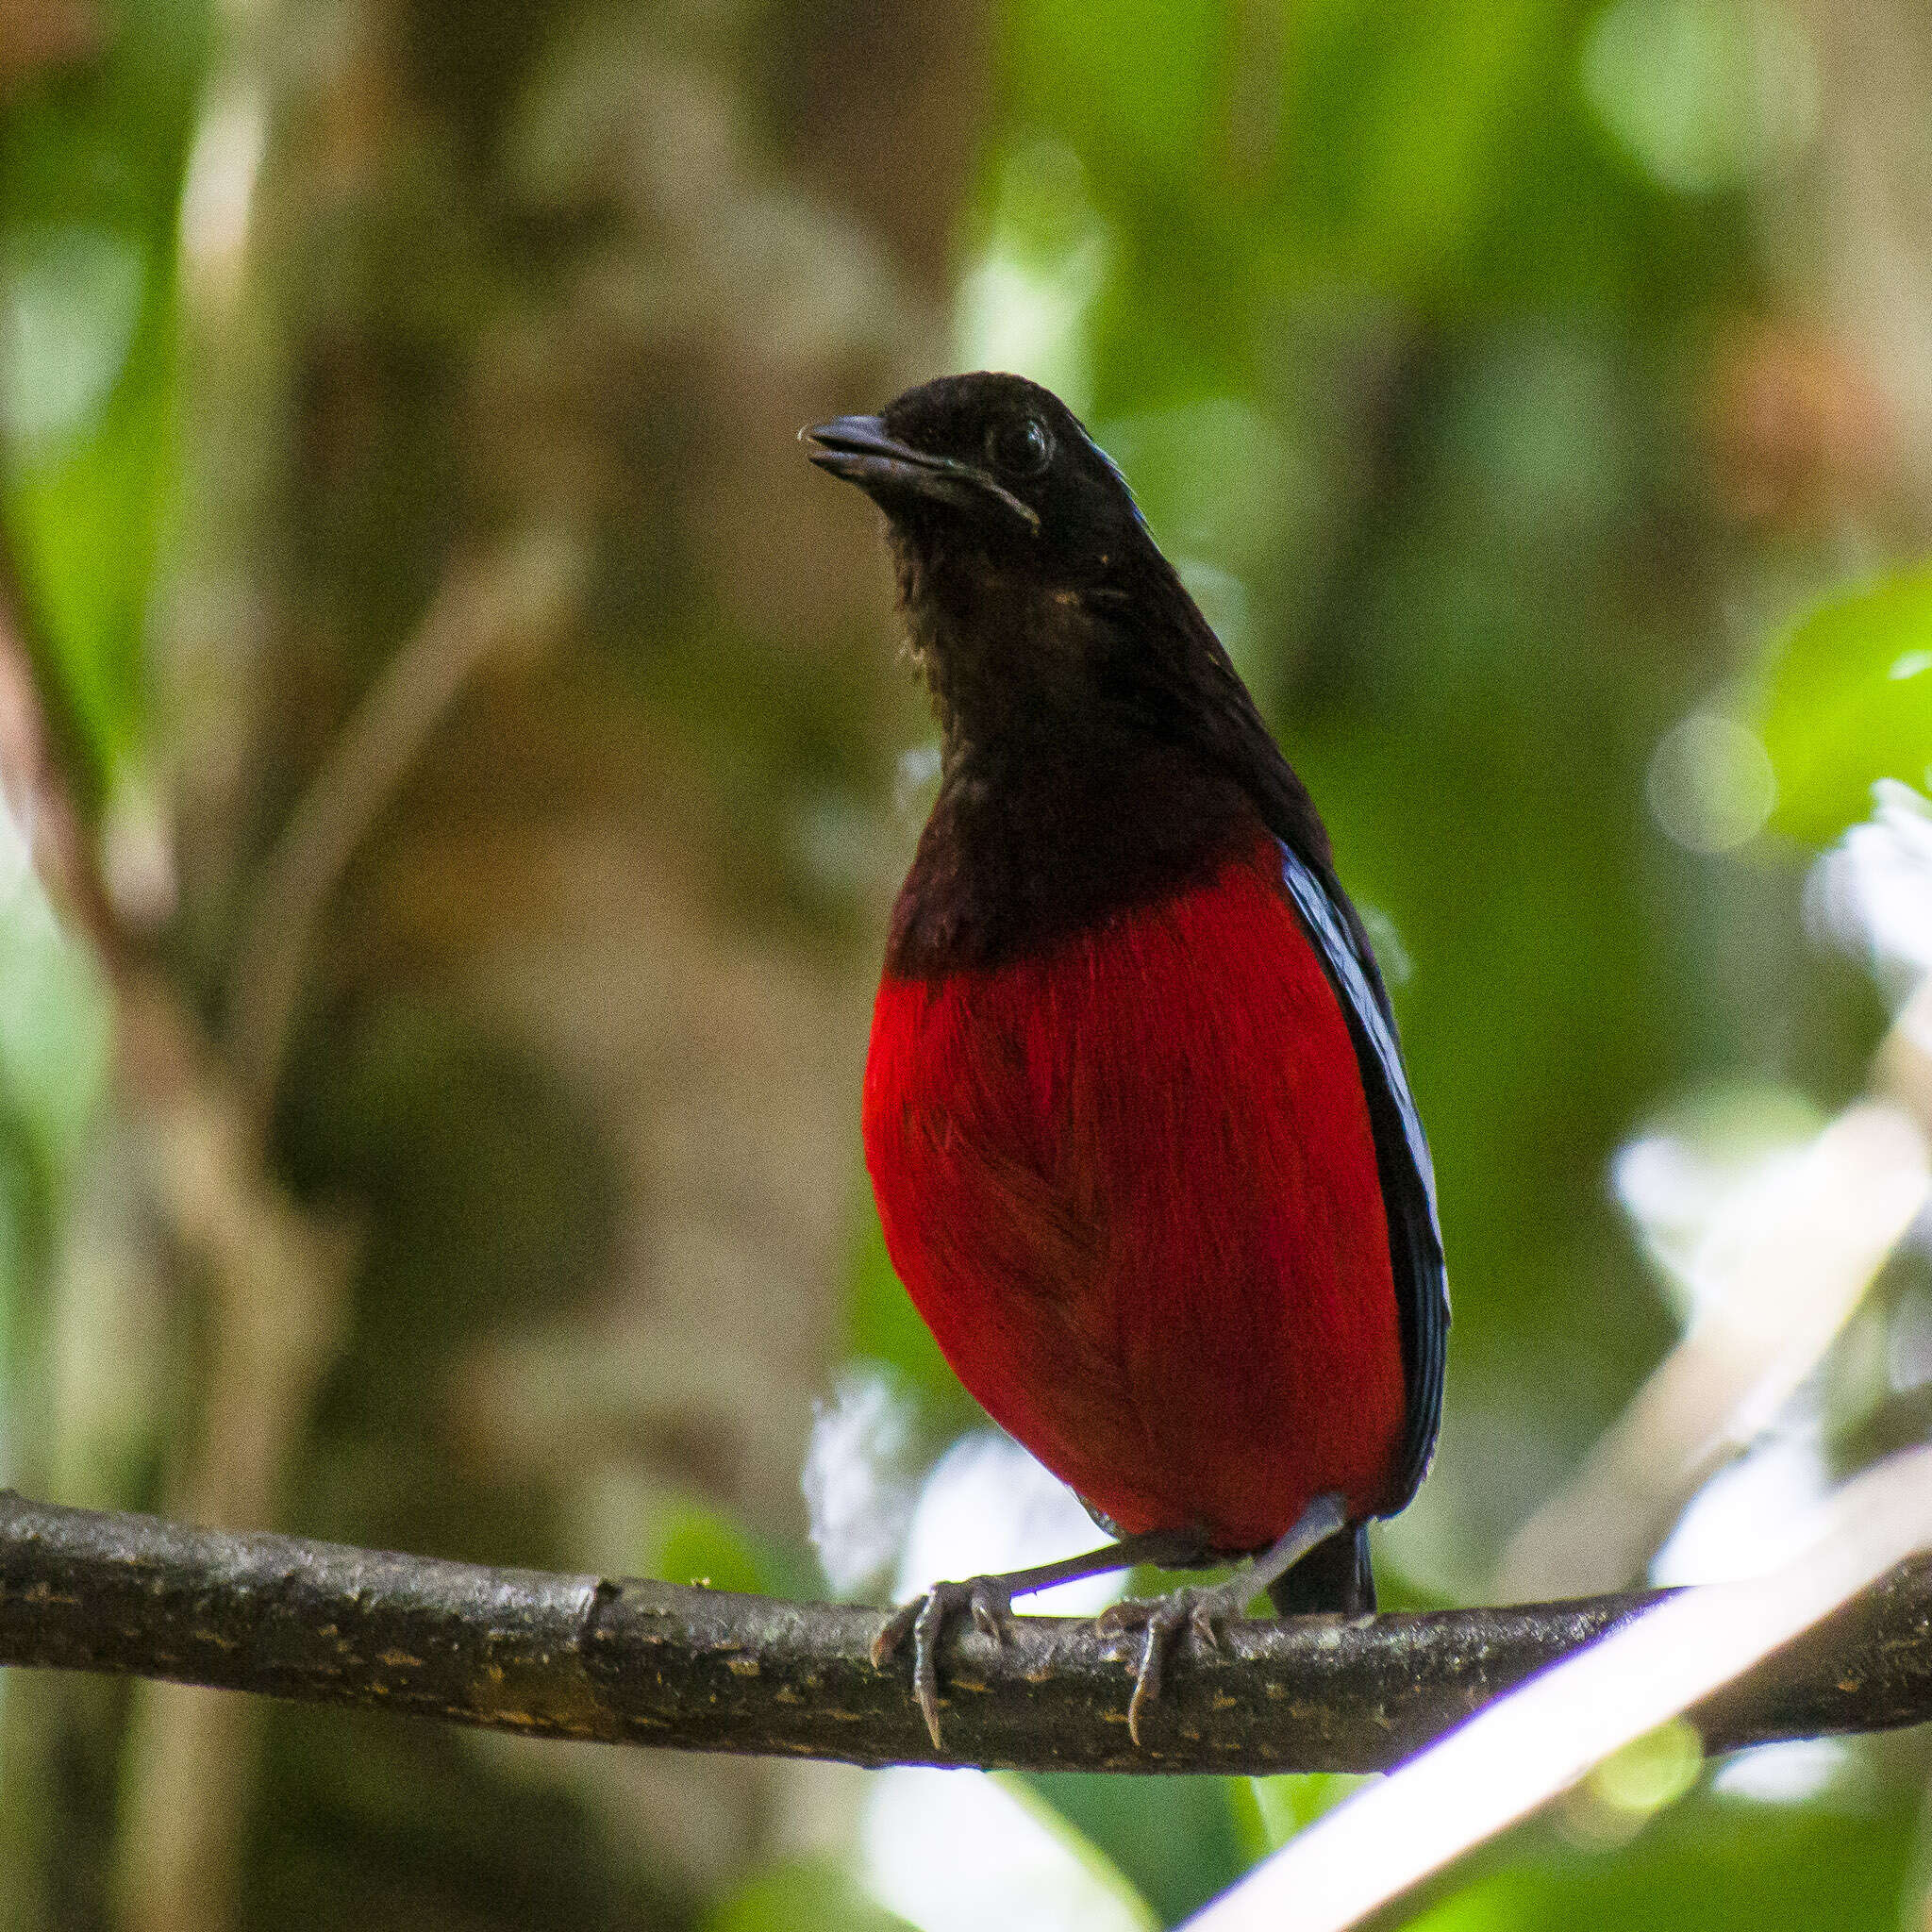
(802, 415), (1040, 531)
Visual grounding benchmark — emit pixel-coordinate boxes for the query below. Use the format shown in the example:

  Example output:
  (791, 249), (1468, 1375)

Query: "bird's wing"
(1275, 839), (1448, 1513)
(1098, 566), (1448, 1507)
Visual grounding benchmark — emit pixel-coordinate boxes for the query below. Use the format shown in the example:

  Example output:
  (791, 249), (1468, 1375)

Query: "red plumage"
(863, 826), (1406, 1553)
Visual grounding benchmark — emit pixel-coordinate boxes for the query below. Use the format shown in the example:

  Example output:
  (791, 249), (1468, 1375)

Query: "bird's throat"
(886, 733), (1261, 979)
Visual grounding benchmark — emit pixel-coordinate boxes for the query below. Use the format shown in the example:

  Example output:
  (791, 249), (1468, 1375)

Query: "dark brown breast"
(887, 733), (1263, 979)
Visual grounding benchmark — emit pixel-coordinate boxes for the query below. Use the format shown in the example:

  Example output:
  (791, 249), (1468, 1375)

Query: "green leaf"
(1758, 565), (1932, 845)
(1023, 1772), (1252, 1926)
(652, 1503), (773, 1597)
(648, 1500), (819, 1603)
(0, 0), (212, 797)
(1233, 1772), (1376, 1860)
(2, 308), (175, 785)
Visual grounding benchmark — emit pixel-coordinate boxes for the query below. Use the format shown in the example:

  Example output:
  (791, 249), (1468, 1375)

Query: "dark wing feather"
(1275, 838), (1447, 1511)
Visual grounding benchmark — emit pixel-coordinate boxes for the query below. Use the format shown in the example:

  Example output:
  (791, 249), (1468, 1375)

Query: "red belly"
(862, 833), (1406, 1552)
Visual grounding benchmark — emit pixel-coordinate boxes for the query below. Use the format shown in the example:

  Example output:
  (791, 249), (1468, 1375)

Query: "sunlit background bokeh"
(4, 0), (1932, 1927)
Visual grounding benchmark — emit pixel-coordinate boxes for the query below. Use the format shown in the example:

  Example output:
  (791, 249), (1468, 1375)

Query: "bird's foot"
(1097, 1571), (1259, 1747)
(871, 1576), (1016, 1748)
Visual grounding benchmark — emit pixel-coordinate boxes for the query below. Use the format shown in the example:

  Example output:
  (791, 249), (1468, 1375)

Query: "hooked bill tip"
(800, 414), (1041, 533)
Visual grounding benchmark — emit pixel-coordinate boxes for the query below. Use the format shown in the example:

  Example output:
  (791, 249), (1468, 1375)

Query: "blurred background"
(5, 0), (1932, 1926)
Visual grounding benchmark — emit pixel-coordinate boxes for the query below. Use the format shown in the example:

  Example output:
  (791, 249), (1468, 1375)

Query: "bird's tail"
(1265, 1521), (1374, 1615)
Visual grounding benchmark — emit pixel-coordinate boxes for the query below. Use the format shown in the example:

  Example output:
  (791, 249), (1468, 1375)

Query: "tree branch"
(1, 1491), (1927, 1775)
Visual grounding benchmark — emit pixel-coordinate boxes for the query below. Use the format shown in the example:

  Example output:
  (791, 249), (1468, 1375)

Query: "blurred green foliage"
(845, 1208), (980, 1438)
(1406, 1770), (1924, 1932)
(0, 0), (208, 801)
(0, 0), (1929, 1929)
(1759, 566), (1932, 844)
(0, 840), (110, 1204)
(0, 0), (163, 1485)
(1024, 1770), (1256, 1924)
(705, 1857), (913, 1932)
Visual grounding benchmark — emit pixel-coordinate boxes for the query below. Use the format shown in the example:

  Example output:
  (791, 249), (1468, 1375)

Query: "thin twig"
(1, 1492), (1928, 1775)
(225, 526), (583, 1108)
(110, 980), (355, 1932)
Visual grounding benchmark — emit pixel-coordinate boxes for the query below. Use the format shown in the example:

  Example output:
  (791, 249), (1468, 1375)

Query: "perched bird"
(805, 373), (1446, 1747)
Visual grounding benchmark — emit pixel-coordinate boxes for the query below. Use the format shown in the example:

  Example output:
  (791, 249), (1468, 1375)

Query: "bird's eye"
(986, 415), (1053, 479)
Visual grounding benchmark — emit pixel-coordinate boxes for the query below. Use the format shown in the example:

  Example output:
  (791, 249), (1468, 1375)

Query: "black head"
(804, 372), (1154, 589)
(806, 372), (1340, 962)
(804, 372), (1203, 758)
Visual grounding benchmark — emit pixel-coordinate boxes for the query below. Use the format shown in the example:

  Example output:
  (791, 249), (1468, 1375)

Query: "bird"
(804, 372), (1446, 1749)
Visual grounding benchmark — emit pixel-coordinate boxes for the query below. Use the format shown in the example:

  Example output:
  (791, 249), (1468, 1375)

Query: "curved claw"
(1100, 1583), (1242, 1747)
(1128, 1598), (1184, 1744)
(872, 1577), (1015, 1748)
(869, 1598), (920, 1671)
(1189, 1597), (1227, 1646)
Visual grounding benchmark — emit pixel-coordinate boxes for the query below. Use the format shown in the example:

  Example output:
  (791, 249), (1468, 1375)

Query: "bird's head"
(805, 372), (1154, 592)
(805, 373), (1189, 747)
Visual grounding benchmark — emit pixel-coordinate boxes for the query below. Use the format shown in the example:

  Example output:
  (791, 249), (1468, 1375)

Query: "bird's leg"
(873, 1527), (1210, 1748)
(1097, 1492), (1351, 1746)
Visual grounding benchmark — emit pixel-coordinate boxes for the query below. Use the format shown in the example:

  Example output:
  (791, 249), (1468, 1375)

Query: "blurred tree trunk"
(89, 0), (999, 1927)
